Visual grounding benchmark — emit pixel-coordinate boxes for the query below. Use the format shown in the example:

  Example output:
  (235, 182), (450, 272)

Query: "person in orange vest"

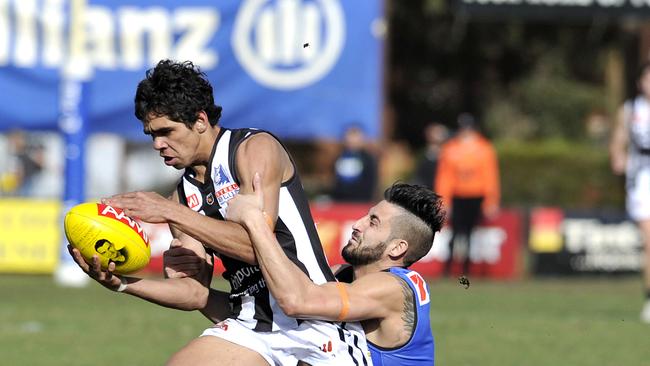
(435, 113), (500, 276)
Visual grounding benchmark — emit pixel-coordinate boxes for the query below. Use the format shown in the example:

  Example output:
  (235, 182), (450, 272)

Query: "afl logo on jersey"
(232, 0), (346, 90)
(213, 165), (240, 207)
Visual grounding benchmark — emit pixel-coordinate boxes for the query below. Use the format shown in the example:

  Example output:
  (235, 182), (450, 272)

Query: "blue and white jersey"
(368, 267), (435, 366)
(176, 127), (336, 332)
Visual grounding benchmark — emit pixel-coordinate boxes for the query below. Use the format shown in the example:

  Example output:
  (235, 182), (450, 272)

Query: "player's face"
(342, 201), (399, 266)
(143, 115), (200, 169)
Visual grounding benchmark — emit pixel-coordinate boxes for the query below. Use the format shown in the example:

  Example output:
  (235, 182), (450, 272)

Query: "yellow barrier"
(0, 199), (61, 273)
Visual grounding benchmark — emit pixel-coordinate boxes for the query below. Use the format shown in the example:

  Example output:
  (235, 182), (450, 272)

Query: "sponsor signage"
(0, 0), (384, 141)
(308, 203), (523, 279)
(529, 207), (643, 275)
(0, 200), (61, 273)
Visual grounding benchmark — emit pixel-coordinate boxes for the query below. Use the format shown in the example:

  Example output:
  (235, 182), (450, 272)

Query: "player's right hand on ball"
(67, 245), (123, 291)
(163, 239), (203, 279)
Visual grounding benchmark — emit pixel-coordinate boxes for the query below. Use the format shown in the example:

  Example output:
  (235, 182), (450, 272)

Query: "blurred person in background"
(68, 59), (369, 365)
(610, 61), (650, 324)
(436, 113), (500, 277)
(4, 130), (44, 196)
(331, 124), (378, 202)
(412, 122), (449, 190)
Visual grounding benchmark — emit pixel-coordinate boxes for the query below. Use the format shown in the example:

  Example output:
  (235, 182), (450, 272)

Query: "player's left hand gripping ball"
(64, 202), (151, 275)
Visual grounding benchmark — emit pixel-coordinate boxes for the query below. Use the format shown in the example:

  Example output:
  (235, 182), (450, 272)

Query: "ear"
(387, 239), (408, 259)
(195, 111), (210, 133)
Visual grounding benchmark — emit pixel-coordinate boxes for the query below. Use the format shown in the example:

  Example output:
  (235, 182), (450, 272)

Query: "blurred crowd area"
(0, 130), (181, 200)
(0, 107), (622, 211)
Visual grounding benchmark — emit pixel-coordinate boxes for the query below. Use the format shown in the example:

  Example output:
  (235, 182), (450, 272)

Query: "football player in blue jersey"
(226, 174), (445, 366)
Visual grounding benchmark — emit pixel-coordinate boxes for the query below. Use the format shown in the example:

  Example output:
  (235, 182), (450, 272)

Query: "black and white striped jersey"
(176, 127), (335, 332)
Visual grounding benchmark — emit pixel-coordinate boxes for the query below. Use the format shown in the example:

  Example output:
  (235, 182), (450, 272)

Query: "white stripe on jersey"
(239, 295), (258, 329)
(278, 188), (329, 285)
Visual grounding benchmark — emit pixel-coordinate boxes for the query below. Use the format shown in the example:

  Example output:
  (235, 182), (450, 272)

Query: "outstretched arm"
(68, 241), (210, 312)
(67, 193), (231, 321)
(227, 173), (402, 322)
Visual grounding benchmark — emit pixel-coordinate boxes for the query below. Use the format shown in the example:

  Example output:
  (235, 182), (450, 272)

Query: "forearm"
(121, 276), (209, 311)
(167, 205), (256, 264)
(242, 212), (315, 315)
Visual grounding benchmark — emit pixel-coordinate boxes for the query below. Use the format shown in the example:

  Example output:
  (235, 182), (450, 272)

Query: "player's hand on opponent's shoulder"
(67, 245), (123, 291)
(102, 191), (175, 224)
(226, 172), (265, 225)
(163, 239), (204, 279)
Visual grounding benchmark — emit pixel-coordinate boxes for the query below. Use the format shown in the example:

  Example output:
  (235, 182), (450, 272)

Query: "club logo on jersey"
(186, 193), (200, 209)
(206, 192), (215, 205)
(97, 204), (149, 246)
(213, 165), (240, 207)
(406, 271), (429, 305)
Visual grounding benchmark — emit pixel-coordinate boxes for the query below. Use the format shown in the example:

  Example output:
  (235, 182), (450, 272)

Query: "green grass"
(1, 275), (649, 365)
(431, 277), (650, 366)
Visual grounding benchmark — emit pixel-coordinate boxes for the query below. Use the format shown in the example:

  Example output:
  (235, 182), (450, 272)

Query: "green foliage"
(496, 140), (625, 209)
(485, 53), (606, 141)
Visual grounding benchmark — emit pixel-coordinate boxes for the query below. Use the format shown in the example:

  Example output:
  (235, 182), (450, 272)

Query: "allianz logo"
(0, 0), (219, 72)
(0, 0), (345, 90)
(232, 0), (345, 90)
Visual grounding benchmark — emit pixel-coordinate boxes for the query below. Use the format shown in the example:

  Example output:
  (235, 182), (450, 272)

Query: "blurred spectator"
(436, 113), (500, 276)
(3, 130), (44, 196)
(609, 61), (650, 324)
(412, 122), (449, 190)
(331, 124), (378, 202)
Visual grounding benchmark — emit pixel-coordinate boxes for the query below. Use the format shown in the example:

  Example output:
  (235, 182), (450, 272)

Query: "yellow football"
(64, 202), (151, 275)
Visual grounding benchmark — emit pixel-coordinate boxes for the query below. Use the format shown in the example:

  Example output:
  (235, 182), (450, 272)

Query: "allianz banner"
(0, 0), (384, 141)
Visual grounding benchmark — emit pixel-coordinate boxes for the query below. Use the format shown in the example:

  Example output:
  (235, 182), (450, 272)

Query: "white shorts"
(627, 167), (650, 221)
(200, 318), (371, 366)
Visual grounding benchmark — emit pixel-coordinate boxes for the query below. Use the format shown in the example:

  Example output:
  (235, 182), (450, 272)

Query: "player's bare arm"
(227, 174), (403, 321)
(234, 132), (294, 225)
(167, 221), (234, 322)
(103, 191), (256, 264)
(610, 105), (629, 175)
(68, 241), (211, 311)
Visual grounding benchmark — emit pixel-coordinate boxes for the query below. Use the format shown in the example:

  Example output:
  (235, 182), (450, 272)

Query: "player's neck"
(353, 260), (398, 279)
(190, 126), (221, 183)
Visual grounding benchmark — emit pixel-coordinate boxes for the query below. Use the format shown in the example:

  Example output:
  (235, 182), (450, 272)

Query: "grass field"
(1, 274), (649, 366)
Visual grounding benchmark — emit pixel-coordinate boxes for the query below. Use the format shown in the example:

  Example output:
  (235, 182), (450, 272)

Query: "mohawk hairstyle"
(384, 183), (445, 233)
(134, 59), (222, 128)
(384, 182), (446, 267)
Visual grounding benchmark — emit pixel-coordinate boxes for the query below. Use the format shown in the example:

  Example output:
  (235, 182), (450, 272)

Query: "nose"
(152, 136), (167, 150)
(351, 215), (368, 232)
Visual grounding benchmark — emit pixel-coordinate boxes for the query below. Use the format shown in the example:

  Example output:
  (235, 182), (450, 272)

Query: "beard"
(341, 237), (389, 266)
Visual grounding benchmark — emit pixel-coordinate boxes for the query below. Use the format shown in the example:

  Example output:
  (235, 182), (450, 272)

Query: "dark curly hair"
(134, 60), (222, 128)
(384, 183), (446, 267)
